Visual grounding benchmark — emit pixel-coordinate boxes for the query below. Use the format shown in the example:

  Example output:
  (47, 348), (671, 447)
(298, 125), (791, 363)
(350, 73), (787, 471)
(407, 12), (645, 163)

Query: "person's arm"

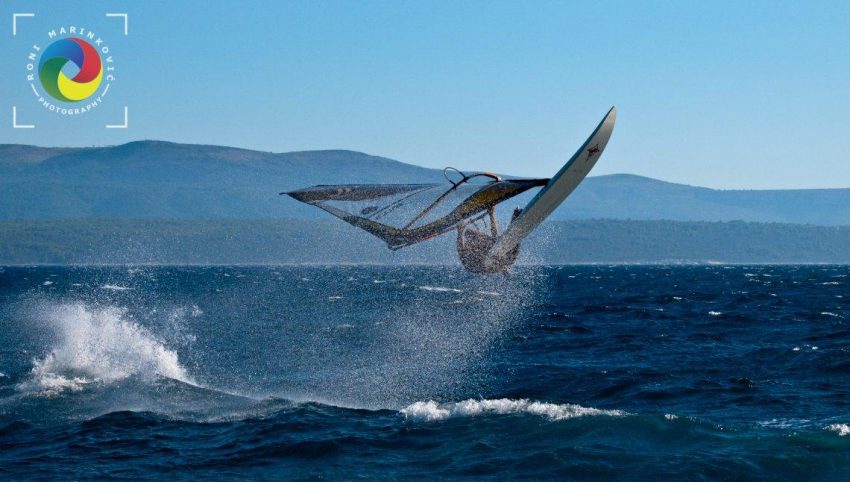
(488, 207), (498, 237)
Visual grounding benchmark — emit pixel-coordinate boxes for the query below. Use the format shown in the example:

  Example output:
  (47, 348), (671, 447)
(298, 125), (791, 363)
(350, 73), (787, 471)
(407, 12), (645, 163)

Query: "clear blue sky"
(2, 0), (849, 189)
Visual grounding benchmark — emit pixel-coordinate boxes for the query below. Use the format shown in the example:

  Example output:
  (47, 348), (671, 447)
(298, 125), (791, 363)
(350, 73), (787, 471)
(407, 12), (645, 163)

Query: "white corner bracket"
(106, 106), (128, 129)
(12, 106), (35, 129)
(105, 13), (128, 35)
(12, 13), (35, 36)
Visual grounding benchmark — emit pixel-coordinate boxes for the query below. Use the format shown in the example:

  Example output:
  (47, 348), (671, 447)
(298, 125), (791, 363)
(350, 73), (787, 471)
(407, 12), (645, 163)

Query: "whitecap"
(820, 312), (842, 318)
(42, 281), (53, 286)
(708, 311), (722, 316)
(400, 398), (627, 422)
(101, 284), (131, 291)
(827, 423), (850, 436)
(664, 413), (678, 420)
(418, 286), (462, 293)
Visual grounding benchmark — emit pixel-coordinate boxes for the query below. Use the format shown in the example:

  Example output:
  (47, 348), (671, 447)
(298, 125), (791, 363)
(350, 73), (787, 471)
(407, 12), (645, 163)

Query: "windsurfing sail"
(284, 174), (548, 250)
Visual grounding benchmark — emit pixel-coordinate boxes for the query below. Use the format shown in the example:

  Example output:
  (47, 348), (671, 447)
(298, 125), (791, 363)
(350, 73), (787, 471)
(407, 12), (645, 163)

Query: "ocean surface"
(1, 265), (849, 480)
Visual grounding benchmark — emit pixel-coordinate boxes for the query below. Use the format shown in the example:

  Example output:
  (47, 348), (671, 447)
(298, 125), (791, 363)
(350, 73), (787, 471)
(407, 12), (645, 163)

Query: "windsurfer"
(456, 207), (522, 274)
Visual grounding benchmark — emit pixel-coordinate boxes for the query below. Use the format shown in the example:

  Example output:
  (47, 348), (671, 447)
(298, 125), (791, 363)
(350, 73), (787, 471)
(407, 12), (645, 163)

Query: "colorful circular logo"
(38, 37), (103, 103)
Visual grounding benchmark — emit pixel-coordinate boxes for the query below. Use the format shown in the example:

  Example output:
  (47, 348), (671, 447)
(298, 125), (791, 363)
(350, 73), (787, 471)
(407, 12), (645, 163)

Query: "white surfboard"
(486, 106), (617, 264)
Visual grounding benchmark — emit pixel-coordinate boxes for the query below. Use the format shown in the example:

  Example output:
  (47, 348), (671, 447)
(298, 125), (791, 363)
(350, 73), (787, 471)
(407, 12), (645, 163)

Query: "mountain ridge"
(2, 141), (850, 225)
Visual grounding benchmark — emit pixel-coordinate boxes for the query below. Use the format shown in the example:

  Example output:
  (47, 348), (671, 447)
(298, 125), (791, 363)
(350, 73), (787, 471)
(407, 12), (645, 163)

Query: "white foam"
(827, 423), (850, 436)
(400, 398), (627, 422)
(20, 303), (192, 395)
(820, 312), (841, 318)
(759, 418), (811, 429)
(42, 281), (53, 286)
(418, 286), (462, 293)
(101, 284), (131, 291)
(708, 311), (722, 316)
(664, 413), (678, 420)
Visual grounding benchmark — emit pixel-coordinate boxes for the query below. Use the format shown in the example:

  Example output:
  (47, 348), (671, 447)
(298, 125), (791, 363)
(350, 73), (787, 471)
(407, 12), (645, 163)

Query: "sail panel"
(285, 178), (548, 249)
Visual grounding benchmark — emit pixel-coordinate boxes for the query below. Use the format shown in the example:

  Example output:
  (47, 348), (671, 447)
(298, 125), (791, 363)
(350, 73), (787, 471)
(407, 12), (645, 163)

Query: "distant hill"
(0, 142), (441, 220)
(2, 141), (850, 225)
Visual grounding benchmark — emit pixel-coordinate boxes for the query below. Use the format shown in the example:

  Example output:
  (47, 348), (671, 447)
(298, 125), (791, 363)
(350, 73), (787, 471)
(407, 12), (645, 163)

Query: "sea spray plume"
(20, 302), (193, 394)
(276, 266), (539, 409)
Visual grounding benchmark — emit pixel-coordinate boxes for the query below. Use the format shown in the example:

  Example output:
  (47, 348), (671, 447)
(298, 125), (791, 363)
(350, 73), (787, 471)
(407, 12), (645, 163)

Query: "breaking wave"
(400, 398), (627, 422)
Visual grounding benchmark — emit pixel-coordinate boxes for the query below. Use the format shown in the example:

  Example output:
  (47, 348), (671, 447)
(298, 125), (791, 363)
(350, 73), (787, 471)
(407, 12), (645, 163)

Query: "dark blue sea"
(1, 265), (849, 480)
